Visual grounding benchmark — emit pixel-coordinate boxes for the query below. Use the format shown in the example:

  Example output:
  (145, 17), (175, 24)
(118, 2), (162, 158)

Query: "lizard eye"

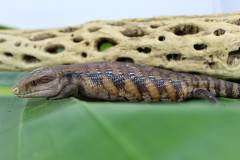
(37, 76), (55, 84)
(31, 80), (37, 86)
(38, 76), (55, 84)
(30, 76), (54, 86)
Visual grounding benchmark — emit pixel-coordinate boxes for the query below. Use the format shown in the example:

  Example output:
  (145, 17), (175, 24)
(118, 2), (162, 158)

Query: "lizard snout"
(12, 87), (20, 95)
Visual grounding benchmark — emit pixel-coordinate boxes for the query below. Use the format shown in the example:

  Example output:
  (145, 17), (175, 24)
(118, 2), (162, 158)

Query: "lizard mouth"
(13, 89), (58, 98)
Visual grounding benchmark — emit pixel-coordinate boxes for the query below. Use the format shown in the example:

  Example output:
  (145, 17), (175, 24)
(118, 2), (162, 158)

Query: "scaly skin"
(13, 62), (240, 102)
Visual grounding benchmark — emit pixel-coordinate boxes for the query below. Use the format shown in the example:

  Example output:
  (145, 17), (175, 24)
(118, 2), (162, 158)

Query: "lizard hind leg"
(191, 88), (219, 103)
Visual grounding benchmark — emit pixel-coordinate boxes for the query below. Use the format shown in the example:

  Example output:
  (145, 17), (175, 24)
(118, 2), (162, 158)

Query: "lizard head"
(13, 67), (64, 98)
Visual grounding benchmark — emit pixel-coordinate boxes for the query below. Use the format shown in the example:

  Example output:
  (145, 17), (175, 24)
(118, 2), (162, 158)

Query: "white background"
(0, 0), (239, 29)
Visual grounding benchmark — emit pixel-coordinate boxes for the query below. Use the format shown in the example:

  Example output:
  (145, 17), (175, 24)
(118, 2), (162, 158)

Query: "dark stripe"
(153, 79), (165, 97)
(106, 72), (125, 89)
(125, 65), (147, 97)
(193, 75), (200, 88)
(197, 75), (208, 90)
(171, 80), (182, 100)
(179, 73), (191, 89)
(214, 80), (221, 97)
(132, 76), (148, 94)
(64, 72), (73, 79)
(87, 72), (102, 86)
(205, 77), (210, 91)
(225, 81), (233, 97)
(165, 70), (172, 81)
(64, 72), (82, 80)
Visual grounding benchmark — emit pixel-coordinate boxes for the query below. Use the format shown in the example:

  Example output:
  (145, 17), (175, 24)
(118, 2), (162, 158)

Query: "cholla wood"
(1, 12), (240, 79)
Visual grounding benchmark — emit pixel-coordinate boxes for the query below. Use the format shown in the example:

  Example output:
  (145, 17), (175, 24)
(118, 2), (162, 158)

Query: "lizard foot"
(192, 88), (219, 103)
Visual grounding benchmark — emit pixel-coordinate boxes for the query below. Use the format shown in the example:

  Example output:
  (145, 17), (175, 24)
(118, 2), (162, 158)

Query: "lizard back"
(58, 62), (240, 102)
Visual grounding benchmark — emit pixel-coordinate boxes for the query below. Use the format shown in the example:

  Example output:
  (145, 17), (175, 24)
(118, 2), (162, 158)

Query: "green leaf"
(0, 72), (24, 96)
(0, 25), (14, 30)
(99, 42), (114, 51)
(1, 72), (240, 160)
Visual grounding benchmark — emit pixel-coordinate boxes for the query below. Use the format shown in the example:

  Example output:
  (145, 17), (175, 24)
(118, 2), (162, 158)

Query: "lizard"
(12, 62), (240, 103)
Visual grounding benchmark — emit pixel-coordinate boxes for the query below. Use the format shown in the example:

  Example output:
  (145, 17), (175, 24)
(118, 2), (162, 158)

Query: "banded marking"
(132, 76), (147, 91)
(80, 76), (107, 99)
(87, 72), (102, 86)
(179, 74), (192, 90)
(164, 81), (177, 101)
(125, 65), (149, 99)
(200, 76), (209, 89)
(219, 80), (226, 96)
(168, 71), (178, 80)
(124, 79), (142, 100)
(192, 75), (201, 88)
(102, 77), (119, 98)
(225, 81), (233, 97)
(180, 81), (189, 100)
(214, 80), (221, 97)
(171, 80), (183, 101)
(105, 71), (125, 89)
(132, 76), (152, 101)
(145, 79), (160, 101)
(232, 83), (239, 98)
(208, 78), (216, 96)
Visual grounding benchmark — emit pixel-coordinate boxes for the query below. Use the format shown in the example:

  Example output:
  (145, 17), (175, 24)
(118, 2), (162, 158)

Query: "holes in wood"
(121, 28), (146, 37)
(116, 57), (134, 63)
(150, 24), (159, 29)
(3, 52), (13, 57)
(204, 61), (216, 69)
(14, 42), (21, 47)
(22, 55), (40, 63)
(62, 63), (71, 65)
(166, 53), (182, 61)
(72, 36), (83, 43)
(227, 48), (240, 65)
(214, 28), (225, 36)
(232, 18), (240, 26)
(85, 41), (90, 46)
(158, 36), (165, 41)
(81, 52), (87, 58)
(193, 43), (207, 50)
(45, 44), (65, 54)
(137, 47), (151, 54)
(0, 38), (6, 43)
(208, 62), (215, 69)
(96, 38), (117, 51)
(171, 24), (200, 36)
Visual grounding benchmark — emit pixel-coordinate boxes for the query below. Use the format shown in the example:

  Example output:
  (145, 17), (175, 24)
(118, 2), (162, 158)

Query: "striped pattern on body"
(58, 62), (240, 102)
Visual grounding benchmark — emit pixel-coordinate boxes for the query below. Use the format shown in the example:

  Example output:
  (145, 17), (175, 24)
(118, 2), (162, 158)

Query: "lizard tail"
(216, 79), (240, 98)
